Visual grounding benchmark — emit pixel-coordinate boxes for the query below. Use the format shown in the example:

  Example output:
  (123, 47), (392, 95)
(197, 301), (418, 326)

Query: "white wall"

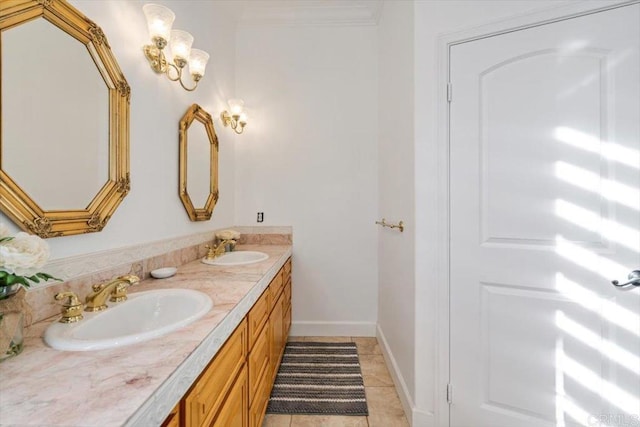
(235, 25), (379, 336)
(377, 0), (416, 416)
(0, 0), (239, 260)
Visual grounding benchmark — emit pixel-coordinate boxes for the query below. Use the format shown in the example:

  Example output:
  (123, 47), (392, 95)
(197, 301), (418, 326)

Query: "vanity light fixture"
(221, 99), (248, 134)
(142, 4), (209, 92)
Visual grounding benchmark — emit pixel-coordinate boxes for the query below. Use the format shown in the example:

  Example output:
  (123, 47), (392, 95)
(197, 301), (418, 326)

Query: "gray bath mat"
(266, 342), (369, 416)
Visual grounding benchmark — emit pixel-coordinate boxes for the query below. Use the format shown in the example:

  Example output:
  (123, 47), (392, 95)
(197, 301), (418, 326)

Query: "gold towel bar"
(375, 218), (404, 232)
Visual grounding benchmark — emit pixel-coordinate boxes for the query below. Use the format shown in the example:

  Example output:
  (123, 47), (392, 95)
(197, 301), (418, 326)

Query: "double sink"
(44, 251), (268, 351)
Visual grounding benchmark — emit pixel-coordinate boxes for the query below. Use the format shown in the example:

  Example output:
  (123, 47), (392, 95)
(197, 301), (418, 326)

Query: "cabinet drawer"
(249, 366), (271, 427)
(212, 364), (248, 427)
(248, 321), (270, 406)
(269, 269), (284, 307)
(282, 260), (291, 286)
(283, 257), (292, 276)
(248, 289), (270, 349)
(185, 320), (248, 427)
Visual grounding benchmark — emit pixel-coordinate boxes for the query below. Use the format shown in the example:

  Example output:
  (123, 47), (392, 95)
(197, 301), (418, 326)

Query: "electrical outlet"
(257, 212), (264, 223)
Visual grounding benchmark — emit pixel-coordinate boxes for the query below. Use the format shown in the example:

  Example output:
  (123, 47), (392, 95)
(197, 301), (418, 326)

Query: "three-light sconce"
(142, 4), (249, 133)
(221, 99), (248, 135)
(142, 4), (209, 92)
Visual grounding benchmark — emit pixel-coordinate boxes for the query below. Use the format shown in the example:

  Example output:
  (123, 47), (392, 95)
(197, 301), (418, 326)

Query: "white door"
(450, 4), (640, 427)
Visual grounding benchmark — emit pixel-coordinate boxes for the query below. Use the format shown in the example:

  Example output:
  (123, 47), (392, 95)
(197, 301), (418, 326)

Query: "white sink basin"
(201, 251), (269, 266)
(44, 289), (212, 351)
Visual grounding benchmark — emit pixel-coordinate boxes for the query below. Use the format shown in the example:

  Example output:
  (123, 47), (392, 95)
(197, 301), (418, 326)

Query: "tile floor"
(262, 336), (410, 427)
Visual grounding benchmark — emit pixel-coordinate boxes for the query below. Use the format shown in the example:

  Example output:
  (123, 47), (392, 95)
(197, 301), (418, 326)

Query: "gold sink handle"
(110, 274), (140, 302)
(54, 291), (84, 323)
(204, 244), (216, 260)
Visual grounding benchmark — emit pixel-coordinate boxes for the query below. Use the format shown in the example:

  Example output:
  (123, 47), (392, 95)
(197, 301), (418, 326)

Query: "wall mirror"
(0, 0), (130, 238)
(179, 104), (219, 221)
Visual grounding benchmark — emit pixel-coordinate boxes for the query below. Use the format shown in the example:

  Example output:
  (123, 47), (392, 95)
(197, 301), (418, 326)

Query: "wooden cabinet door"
(270, 292), (284, 381)
(211, 364), (248, 427)
(185, 321), (247, 427)
(161, 403), (181, 427)
(283, 304), (291, 341)
(282, 278), (291, 339)
(249, 364), (271, 427)
(248, 320), (270, 406)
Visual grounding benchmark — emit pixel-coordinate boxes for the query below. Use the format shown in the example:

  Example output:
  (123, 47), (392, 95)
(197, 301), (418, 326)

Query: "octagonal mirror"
(179, 104), (219, 221)
(0, 0), (130, 238)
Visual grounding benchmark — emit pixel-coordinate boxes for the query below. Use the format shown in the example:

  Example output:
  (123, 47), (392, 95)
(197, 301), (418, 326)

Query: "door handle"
(612, 270), (640, 287)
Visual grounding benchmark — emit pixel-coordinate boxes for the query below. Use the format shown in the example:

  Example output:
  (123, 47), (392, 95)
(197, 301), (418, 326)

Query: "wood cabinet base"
(165, 257), (292, 427)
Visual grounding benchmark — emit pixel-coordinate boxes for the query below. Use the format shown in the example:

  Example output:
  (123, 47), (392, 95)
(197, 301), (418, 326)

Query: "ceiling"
(237, 0), (384, 26)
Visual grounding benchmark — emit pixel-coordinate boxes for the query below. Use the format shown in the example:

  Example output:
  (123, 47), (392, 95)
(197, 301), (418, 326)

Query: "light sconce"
(142, 4), (210, 92)
(221, 99), (248, 134)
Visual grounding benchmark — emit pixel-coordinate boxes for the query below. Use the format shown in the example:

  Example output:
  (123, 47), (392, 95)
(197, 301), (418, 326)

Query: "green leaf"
(0, 271), (8, 279)
(0, 236), (14, 244)
(27, 275), (41, 283)
(36, 273), (61, 282)
(6, 274), (29, 287)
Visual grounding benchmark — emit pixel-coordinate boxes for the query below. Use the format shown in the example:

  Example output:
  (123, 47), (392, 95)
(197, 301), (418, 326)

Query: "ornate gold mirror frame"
(179, 104), (219, 221)
(0, 0), (130, 238)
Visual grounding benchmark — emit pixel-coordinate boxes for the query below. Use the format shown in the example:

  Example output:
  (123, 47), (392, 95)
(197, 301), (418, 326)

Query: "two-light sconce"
(221, 99), (248, 135)
(142, 4), (209, 91)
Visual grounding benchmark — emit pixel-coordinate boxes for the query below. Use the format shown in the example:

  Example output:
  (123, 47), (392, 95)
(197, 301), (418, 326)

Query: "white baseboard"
(377, 325), (415, 424)
(377, 325), (435, 427)
(290, 321), (376, 337)
(412, 408), (435, 427)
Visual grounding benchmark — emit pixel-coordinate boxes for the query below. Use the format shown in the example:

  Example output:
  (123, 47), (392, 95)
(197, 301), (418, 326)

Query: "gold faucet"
(204, 240), (235, 260)
(54, 291), (84, 323)
(85, 274), (140, 312)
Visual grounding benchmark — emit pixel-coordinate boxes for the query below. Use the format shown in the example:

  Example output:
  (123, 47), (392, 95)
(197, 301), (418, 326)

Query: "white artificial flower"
(0, 232), (50, 274)
(216, 229), (241, 241)
(215, 230), (233, 240)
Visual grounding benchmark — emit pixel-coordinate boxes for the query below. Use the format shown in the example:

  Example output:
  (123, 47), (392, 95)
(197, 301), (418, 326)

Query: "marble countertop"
(0, 244), (292, 427)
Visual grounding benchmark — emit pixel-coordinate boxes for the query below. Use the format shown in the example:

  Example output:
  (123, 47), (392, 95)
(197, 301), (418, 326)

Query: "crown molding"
(239, 0), (383, 27)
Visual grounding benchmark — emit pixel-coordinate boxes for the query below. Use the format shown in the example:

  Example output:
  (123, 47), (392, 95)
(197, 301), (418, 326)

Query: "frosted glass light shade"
(239, 112), (248, 124)
(188, 49), (209, 78)
(143, 4), (175, 44)
(228, 99), (244, 116)
(170, 30), (194, 65)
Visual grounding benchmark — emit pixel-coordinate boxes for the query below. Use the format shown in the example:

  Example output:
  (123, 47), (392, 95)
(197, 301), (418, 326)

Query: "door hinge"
(447, 82), (452, 103)
(447, 383), (453, 404)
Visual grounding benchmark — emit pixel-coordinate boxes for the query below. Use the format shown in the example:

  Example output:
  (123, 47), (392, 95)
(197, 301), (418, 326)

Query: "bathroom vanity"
(0, 244), (292, 427)
(166, 256), (292, 427)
